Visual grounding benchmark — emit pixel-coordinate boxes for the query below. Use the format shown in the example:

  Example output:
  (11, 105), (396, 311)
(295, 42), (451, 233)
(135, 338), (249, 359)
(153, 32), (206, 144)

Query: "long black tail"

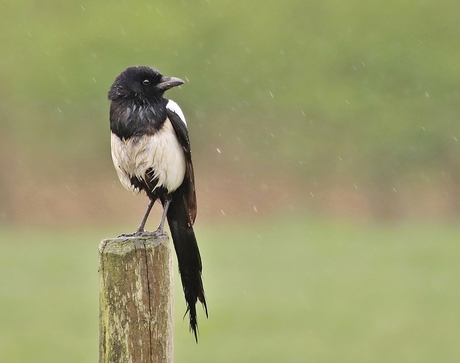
(166, 191), (207, 341)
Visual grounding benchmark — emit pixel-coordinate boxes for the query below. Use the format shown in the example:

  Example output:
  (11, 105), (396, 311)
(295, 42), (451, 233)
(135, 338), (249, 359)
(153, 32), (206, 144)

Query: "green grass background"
(1, 215), (459, 362)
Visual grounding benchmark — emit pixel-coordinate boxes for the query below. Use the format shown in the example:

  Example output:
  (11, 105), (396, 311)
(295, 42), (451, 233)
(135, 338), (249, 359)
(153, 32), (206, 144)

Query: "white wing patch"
(111, 119), (186, 195)
(166, 99), (187, 126)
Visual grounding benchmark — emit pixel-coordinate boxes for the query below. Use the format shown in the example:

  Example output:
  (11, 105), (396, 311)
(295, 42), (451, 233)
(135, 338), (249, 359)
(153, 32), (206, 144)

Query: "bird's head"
(108, 66), (184, 102)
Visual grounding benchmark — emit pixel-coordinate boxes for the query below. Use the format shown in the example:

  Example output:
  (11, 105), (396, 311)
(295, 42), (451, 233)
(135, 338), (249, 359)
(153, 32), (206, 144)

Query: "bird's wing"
(166, 102), (197, 224)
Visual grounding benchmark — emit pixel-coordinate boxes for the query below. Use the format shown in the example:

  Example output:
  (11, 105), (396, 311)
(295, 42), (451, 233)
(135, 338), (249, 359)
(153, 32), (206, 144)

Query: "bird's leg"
(135, 198), (155, 234)
(154, 198), (171, 236)
(118, 199), (156, 237)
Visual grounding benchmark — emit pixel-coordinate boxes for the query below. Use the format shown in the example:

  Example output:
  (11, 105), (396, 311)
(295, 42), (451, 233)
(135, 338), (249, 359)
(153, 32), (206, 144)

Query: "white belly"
(111, 119), (186, 194)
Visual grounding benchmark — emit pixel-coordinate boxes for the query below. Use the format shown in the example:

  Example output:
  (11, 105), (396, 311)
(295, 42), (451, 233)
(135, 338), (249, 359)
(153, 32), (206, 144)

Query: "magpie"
(108, 66), (207, 341)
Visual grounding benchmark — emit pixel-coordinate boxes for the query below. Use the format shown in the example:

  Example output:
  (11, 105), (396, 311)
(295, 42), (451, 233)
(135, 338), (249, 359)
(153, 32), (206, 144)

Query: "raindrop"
(269, 91), (274, 98)
(216, 148), (221, 154)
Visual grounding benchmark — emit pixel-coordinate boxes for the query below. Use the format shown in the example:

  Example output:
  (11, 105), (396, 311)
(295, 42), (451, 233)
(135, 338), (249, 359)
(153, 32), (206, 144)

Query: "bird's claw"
(118, 229), (167, 238)
(153, 228), (168, 238)
(118, 230), (146, 238)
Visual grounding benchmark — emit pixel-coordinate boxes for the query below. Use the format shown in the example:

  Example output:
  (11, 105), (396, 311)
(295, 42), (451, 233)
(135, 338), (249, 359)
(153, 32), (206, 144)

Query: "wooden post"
(99, 235), (173, 363)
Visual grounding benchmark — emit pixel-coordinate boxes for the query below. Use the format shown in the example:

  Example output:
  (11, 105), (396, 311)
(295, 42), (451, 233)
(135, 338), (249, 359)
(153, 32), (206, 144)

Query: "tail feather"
(166, 191), (207, 341)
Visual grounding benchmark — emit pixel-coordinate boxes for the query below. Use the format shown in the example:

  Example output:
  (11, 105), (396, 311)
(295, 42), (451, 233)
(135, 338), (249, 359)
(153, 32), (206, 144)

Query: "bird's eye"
(142, 79), (150, 85)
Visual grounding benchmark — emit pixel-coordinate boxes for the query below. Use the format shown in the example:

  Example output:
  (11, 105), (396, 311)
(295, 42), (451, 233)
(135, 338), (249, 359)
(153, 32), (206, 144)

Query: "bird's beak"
(156, 76), (184, 90)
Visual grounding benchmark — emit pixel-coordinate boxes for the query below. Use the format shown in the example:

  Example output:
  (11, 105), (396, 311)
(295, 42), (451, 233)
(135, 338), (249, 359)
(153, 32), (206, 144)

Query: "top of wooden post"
(99, 234), (170, 256)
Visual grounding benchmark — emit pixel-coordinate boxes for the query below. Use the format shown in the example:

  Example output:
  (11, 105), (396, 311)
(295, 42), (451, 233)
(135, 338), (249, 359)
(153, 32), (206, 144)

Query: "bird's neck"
(110, 98), (169, 139)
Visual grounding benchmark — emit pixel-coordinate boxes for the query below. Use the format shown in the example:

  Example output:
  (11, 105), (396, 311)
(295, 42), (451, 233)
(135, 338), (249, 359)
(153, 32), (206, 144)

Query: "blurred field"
(1, 214), (459, 362)
(2, 0), (460, 222)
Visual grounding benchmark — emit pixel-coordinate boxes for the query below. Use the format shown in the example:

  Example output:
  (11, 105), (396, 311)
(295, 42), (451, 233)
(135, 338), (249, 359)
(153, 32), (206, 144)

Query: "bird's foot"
(118, 229), (148, 238)
(118, 229), (167, 238)
(152, 227), (168, 238)
(118, 232), (138, 238)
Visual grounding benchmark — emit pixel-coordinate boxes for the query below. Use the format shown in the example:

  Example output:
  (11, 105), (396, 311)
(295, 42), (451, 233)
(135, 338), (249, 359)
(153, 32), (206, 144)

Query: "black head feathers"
(108, 66), (184, 102)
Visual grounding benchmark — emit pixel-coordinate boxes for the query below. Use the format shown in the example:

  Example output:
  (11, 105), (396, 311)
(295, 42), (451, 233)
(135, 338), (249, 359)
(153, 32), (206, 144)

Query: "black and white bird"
(108, 66), (207, 341)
